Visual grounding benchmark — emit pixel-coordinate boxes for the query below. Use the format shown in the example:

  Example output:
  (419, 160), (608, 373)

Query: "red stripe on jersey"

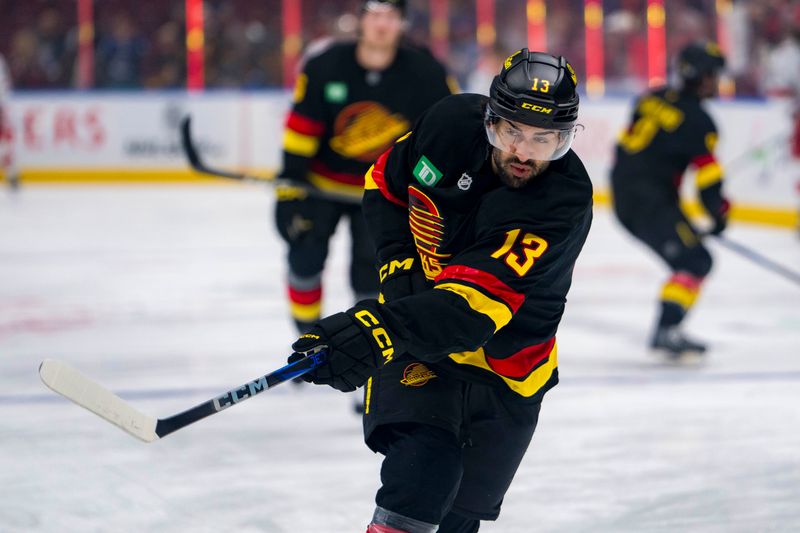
(371, 148), (407, 207)
(288, 285), (322, 305)
(309, 160), (364, 185)
(436, 265), (525, 313)
(285, 112), (325, 136)
(691, 153), (716, 168)
(485, 337), (556, 379)
(670, 272), (703, 290)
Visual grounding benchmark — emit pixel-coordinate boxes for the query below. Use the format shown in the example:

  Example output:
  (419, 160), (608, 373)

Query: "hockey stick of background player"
(181, 115), (272, 184)
(38, 349), (327, 443)
(711, 235), (800, 286)
(180, 116), (359, 203)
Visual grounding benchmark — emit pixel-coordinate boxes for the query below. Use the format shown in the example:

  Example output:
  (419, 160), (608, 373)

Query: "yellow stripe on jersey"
(448, 343), (558, 397)
(283, 129), (320, 157)
(660, 280), (699, 310)
(435, 282), (512, 332)
(308, 172), (364, 200)
(695, 161), (723, 189)
(290, 301), (321, 322)
(364, 165), (379, 190)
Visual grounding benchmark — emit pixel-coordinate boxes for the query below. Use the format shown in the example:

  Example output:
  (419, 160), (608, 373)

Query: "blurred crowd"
(0, 0), (798, 97)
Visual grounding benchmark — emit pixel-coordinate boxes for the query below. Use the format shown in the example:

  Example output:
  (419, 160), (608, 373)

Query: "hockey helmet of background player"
(677, 41), (726, 85)
(486, 49), (581, 161)
(362, 0), (406, 16)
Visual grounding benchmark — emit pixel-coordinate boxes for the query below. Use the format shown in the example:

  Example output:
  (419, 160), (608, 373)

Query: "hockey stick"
(38, 350), (327, 443)
(711, 235), (800, 286)
(180, 116), (273, 184)
(180, 116), (359, 203)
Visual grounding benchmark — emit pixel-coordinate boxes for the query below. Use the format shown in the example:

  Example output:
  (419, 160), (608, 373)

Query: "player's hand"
(275, 180), (315, 242)
(288, 301), (401, 392)
(709, 198), (730, 236)
(379, 255), (429, 302)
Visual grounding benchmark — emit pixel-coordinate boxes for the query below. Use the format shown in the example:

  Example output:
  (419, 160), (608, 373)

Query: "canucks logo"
(400, 363), (437, 387)
(504, 50), (521, 70)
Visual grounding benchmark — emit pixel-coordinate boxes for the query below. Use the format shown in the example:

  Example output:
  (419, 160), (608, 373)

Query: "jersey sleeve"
(378, 178), (592, 362)
(687, 113), (728, 216)
(280, 58), (328, 182)
(363, 130), (419, 264)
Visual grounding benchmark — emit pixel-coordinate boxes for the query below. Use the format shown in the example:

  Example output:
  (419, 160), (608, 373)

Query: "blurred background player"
(289, 49), (591, 533)
(610, 41), (730, 361)
(0, 52), (18, 191)
(275, 0), (456, 334)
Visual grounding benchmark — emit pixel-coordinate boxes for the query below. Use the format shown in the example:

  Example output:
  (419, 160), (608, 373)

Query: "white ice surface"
(1, 185), (798, 532)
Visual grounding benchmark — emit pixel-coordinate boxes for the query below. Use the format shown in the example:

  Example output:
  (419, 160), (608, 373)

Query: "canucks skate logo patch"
(324, 82), (348, 103)
(413, 155), (443, 187)
(400, 363), (437, 387)
(457, 173), (472, 190)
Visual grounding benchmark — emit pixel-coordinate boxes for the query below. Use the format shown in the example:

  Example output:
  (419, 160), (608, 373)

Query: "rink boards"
(1, 91), (798, 227)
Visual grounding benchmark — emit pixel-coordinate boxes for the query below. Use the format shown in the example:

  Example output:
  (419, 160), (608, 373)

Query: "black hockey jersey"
(281, 41), (455, 200)
(363, 93), (593, 400)
(611, 87), (726, 216)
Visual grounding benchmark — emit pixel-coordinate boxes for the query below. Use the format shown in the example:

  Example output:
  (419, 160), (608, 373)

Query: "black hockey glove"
(288, 301), (401, 392)
(708, 198), (730, 236)
(275, 180), (316, 243)
(699, 183), (730, 236)
(378, 255), (430, 302)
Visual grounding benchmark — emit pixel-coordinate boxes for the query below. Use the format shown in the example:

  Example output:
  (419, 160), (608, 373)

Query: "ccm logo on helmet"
(354, 310), (395, 363)
(520, 103), (553, 113)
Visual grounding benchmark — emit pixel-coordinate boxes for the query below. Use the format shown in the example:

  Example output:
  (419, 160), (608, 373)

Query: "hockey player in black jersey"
(288, 49), (592, 532)
(276, 0), (455, 334)
(610, 42), (730, 361)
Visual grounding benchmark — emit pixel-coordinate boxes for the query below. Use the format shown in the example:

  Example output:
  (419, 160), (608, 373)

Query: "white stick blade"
(39, 359), (158, 443)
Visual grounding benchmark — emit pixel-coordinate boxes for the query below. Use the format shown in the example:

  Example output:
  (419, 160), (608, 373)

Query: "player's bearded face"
(491, 147), (550, 188)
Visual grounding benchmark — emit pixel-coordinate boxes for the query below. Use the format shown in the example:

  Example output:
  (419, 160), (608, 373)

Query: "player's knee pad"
(287, 240), (329, 277)
(672, 244), (712, 278)
(375, 423), (464, 525)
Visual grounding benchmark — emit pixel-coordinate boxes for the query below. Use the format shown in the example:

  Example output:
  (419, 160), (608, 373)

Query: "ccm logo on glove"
(379, 257), (415, 283)
(354, 309), (394, 364)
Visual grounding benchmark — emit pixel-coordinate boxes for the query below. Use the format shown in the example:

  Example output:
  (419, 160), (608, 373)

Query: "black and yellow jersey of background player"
(612, 87), (726, 218)
(362, 93), (593, 401)
(281, 41), (456, 200)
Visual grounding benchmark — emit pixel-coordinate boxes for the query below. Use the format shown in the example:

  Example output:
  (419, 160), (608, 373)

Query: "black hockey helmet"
(677, 41), (725, 82)
(488, 49), (580, 130)
(362, 0), (406, 16)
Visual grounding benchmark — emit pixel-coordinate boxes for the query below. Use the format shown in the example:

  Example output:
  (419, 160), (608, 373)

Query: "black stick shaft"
(179, 115), (359, 203)
(713, 235), (800, 286)
(154, 352), (326, 438)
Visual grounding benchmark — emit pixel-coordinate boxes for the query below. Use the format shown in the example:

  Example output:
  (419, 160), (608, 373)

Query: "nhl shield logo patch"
(400, 362), (437, 387)
(457, 173), (473, 190)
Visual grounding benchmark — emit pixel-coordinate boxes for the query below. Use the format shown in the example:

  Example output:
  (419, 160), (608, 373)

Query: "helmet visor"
(485, 113), (579, 162)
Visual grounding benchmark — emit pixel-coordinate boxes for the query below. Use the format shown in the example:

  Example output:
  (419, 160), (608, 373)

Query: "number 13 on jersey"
(491, 229), (549, 277)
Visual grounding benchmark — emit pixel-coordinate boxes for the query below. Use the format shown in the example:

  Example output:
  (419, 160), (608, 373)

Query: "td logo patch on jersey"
(324, 82), (348, 103)
(413, 155), (443, 187)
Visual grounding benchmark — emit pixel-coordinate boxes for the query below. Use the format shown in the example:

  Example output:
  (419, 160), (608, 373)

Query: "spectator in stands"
(96, 12), (147, 89)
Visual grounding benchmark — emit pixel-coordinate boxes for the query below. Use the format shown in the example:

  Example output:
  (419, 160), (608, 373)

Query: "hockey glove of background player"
(275, 179), (316, 243)
(699, 183), (730, 236)
(288, 301), (402, 392)
(378, 255), (430, 303)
